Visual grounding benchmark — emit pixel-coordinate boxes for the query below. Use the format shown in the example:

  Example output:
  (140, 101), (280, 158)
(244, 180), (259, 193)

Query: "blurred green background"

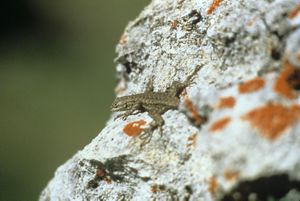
(0, 1), (148, 200)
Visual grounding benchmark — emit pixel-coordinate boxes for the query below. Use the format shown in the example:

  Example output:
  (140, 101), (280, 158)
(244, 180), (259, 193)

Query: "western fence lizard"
(111, 66), (201, 144)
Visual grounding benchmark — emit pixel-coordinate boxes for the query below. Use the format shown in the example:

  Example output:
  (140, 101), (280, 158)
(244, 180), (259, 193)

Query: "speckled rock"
(40, 0), (300, 200)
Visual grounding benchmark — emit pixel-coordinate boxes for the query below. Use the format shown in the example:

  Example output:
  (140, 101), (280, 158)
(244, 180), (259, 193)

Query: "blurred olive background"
(0, 1), (148, 200)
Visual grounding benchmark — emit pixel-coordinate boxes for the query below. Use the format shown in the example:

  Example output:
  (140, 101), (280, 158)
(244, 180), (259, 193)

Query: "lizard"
(110, 66), (201, 145)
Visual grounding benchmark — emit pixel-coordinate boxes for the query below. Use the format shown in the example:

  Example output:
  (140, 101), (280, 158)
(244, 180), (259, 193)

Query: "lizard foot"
(114, 110), (141, 121)
(138, 124), (164, 148)
(139, 129), (153, 148)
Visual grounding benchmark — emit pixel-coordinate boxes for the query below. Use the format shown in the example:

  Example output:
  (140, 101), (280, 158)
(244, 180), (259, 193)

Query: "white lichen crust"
(40, 0), (300, 200)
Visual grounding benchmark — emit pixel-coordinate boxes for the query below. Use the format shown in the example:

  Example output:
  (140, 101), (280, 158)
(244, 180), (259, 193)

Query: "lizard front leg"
(139, 110), (164, 146)
(115, 103), (142, 120)
(148, 111), (164, 133)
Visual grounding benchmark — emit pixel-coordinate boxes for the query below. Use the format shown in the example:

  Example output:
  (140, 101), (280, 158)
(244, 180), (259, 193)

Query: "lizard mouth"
(110, 104), (124, 112)
(110, 106), (119, 111)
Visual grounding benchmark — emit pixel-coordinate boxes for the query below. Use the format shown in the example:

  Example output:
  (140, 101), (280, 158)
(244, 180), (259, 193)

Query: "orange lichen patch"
(208, 176), (218, 195)
(288, 4), (300, 19)
(95, 166), (112, 184)
(186, 133), (197, 148)
(96, 168), (106, 177)
(224, 170), (240, 182)
(123, 120), (146, 137)
(171, 20), (178, 29)
(209, 117), (231, 132)
(207, 0), (224, 15)
(239, 77), (265, 94)
(119, 34), (127, 45)
(218, 96), (236, 109)
(184, 96), (206, 126)
(242, 103), (300, 140)
(274, 60), (297, 99)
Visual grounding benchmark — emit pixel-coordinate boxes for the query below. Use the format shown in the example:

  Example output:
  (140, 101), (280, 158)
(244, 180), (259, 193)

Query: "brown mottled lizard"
(111, 66), (201, 144)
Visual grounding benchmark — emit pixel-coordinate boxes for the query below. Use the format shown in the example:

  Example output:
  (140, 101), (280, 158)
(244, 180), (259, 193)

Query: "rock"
(40, 0), (300, 200)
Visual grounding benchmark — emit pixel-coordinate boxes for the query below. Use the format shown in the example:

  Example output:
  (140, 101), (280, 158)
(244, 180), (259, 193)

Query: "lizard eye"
(111, 101), (120, 110)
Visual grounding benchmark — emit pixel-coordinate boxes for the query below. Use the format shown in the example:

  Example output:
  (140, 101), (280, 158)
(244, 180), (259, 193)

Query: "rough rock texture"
(40, 0), (300, 200)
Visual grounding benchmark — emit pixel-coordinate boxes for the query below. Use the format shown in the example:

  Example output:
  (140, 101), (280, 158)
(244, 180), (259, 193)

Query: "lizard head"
(110, 96), (132, 112)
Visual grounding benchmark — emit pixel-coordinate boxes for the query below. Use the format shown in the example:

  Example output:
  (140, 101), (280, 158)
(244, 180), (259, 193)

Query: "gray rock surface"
(40, 0), (300, 200)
